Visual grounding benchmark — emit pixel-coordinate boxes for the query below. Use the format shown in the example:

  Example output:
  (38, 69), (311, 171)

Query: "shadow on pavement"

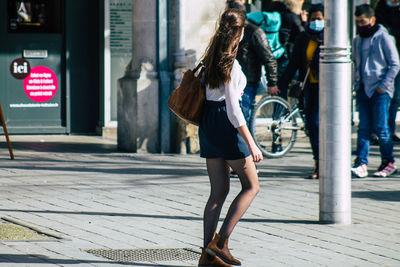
(258, 165), (313, 180)
(0, 209), (319, 224)
(0, 141), (117, 154)
(0, 254), (190, 266)
(0, 158), (312, 180)
(0, 164), (207, 179)
(352, 190), (400, 202)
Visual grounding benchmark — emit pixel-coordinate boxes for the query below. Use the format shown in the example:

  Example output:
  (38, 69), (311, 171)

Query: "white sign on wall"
(110, 0), (132, 55)
(107, 0), (133, 121)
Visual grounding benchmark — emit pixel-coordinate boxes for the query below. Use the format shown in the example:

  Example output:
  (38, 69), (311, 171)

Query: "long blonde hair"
(201, 8), (245, 89)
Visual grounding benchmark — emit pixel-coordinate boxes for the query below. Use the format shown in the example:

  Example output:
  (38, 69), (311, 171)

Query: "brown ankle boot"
(206, 233), (241, 266)
(198, 248), (233, 267)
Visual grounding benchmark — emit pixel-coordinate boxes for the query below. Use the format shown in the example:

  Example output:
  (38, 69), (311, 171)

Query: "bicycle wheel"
(250, 96), (297, 158)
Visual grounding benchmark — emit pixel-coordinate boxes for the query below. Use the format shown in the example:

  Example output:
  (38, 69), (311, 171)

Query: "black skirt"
(199, 100), (250, 160)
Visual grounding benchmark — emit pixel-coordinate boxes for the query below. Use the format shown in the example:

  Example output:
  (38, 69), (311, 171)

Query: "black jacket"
(375, 0), (400, 52)
(236, 21), (278, 88)
(267, 1), (305, 59)
(278, 30), (322, 92)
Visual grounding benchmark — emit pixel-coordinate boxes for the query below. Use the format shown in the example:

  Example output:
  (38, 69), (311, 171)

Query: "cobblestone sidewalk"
(0, 135), (399, 266)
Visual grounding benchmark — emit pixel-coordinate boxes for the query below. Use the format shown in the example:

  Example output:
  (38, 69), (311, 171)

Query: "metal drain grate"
(86, 248), (200, 262)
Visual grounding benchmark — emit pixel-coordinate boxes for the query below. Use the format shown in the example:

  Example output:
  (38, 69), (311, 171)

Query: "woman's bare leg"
(219, 156), (259, 238)
(203, 158), (230, 247)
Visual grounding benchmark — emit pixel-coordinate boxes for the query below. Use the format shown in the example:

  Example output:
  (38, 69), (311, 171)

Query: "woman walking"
(198, 8), (262, 267)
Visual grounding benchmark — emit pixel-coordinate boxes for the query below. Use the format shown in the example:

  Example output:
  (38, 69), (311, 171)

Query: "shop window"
(8, 0), (62, 33)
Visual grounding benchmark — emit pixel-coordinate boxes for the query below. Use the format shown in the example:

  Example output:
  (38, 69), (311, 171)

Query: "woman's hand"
(249, 143), (263, 163)
(236, 125), (263, 163)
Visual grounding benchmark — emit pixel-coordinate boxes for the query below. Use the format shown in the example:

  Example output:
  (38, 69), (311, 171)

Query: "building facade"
(0, 0), (230, 153)
(1, 0), (374, 153)
(0, 0), (102, 134)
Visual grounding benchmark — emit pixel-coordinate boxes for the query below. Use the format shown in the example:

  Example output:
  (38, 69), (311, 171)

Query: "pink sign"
(23, 66), (58, 103)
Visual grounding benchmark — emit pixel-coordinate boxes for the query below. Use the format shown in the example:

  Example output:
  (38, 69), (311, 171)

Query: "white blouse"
(205, 59), (247, 128)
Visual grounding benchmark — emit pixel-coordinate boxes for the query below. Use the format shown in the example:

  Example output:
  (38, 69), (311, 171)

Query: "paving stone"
(0, 135), (399, 266)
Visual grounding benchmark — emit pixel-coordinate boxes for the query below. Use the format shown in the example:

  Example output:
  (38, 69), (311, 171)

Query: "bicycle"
(249, 95), (306, 158)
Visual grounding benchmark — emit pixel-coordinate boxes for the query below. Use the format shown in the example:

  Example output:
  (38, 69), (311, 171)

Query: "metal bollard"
(319, 0), (352, 224)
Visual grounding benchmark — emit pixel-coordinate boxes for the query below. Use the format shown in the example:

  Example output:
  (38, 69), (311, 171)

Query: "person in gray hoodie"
(351, 4), (400, 178)
(375, 0), (400, 141)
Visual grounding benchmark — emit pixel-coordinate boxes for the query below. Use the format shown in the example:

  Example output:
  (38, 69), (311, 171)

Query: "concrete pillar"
(172, 0), (191, 154)
(158, 0), (171, 153)
(117, 0), (160, 152)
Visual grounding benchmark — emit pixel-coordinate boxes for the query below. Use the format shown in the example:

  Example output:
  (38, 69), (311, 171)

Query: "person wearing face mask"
(227, 1), (279, 127)
(277, 4), (324, 179)
(351, 4), (400, 178)
(375, 0), (400, 142)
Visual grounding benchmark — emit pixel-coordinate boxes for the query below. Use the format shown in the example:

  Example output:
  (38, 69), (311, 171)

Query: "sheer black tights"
(203, 156), (259, 247)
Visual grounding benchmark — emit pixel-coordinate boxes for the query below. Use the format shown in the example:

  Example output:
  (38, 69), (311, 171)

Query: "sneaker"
(306, 160), (318, 179)
(373, 161), (397, 177)
(351, 160), (368, 178)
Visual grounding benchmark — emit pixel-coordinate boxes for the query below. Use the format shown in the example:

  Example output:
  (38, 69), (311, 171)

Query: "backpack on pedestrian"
(246, 11), (285, 59)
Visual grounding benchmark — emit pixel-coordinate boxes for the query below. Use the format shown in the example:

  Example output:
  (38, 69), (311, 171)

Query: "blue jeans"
(388, 73), (400, 135)
(303, 84), (319, 160)
(241, 85), (258, 127)
(356, 89), (394, 165)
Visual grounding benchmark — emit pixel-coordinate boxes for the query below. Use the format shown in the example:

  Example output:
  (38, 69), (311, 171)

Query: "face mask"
(357, 23), (375, 37)
(309, 19), (325, 32)
(386, 1), (400, 7)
